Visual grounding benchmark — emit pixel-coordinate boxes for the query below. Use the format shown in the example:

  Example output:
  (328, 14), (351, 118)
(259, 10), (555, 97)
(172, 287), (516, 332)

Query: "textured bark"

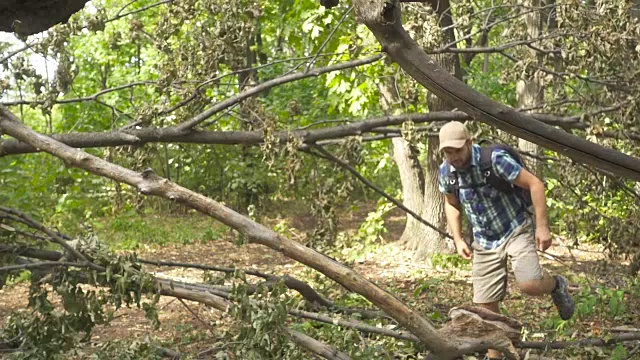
(0, 0), (90, 35)
(0, 112), (468, 157)
(403, 0), (460, 258)
(284, 328), (352, 360)
(517, 0), (544, 176)
(351, 0), (640, 181)
(517, 79), (542, 175)
(391, 137), (426, 245)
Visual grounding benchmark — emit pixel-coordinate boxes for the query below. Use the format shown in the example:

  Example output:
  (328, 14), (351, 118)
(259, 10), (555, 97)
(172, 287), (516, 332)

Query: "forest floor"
(0, 202), (639, 359)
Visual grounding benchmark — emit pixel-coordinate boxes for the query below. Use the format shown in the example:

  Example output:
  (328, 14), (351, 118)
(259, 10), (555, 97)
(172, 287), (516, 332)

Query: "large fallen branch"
(0, 106), (471, 358)
(0, 112), (465, 157)
(3, 234), (638, 355)
(2, 108), (638, 157)
(351, 0), (640, 181)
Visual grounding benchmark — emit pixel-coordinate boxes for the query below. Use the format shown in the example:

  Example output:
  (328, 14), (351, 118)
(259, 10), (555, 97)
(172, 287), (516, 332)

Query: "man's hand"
(454, 239), (473, 260)
(536, 226), (552, 252)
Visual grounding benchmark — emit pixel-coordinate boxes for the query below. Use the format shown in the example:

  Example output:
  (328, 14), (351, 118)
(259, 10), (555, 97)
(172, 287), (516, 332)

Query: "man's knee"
(518, 275), (555, 296)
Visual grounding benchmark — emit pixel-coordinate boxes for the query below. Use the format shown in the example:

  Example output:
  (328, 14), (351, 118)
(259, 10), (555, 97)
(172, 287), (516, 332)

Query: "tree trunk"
(517, 0), (544, 176)
(396, 0), (461, 258)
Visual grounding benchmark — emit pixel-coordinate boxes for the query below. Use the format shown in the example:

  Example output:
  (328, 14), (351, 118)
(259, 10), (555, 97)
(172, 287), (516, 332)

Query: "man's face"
(442, 140), (472, 169)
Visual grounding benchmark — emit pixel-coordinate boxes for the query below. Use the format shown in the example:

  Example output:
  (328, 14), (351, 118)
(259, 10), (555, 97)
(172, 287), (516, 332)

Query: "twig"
(1, 81), (155, 106)
(178, 298), (215, 334)
(0, 206), (103, 271)
(305, 7), (354, 72)
(307, 145), (452, 239)
(175, 55), (384, 132)
(626, 343), (640, 360)
(0, 261), (92, 272)
(107, 0), (173, 22)
(0, 43), (35, 64)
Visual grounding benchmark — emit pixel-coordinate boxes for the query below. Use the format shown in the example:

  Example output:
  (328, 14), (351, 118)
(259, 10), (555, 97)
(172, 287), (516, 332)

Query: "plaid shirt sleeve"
(492, 150), (522, 183)
(438, 163), (453, 194)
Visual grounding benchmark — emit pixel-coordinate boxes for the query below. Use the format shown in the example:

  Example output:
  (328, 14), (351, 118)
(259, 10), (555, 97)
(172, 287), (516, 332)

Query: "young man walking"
(437, 121), (575, 360)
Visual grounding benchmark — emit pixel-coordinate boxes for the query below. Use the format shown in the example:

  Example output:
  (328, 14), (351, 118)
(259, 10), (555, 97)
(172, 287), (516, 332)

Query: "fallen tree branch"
(140, 259), (341, 311)
(1, 107), (636, 158)
(156, 284), (350, 360)
(0, 261), (91, 272)
(284, 327), (352, 360)
(0, 206), (102, 271)
(0, 112), (466, 157)
(7, 248), (637, 355)
(0, 245), (65, 261)
(518, 332), (640, 350)
(0, 106), (461, 356)
(0, 242), (385, 321)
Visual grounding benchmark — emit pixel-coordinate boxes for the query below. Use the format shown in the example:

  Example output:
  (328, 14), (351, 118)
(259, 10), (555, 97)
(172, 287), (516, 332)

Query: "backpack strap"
(479, 144), (533, 208)
(444, 162), (460, 199)
(479, 145), (514, 193)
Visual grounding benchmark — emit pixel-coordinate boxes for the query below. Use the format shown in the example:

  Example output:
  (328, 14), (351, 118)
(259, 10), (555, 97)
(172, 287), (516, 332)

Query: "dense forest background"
(0, 0), (639, 359)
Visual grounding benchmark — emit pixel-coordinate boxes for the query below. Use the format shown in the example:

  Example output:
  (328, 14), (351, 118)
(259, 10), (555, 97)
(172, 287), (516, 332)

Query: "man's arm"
(444, 193), (472, 259)
(512, 169), (552, 251)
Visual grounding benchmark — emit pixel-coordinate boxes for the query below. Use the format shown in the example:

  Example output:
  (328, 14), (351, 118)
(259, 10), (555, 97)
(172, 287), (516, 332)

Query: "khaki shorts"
(471, 218), (544, 304)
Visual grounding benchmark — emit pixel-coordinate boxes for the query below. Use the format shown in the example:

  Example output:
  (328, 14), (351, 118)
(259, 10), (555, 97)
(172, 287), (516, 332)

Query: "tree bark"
(409, 0), (461, 257)
(0, 0), (90, 35)
(517, 0), (544, 176)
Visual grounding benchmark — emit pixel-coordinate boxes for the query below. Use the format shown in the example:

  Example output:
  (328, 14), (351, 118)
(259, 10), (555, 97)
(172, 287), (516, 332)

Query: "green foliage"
(228, 275), (303, 359)
(0, 233), (159, 359)
(429, 253), (470, 271)
(91, 340), (163, 360)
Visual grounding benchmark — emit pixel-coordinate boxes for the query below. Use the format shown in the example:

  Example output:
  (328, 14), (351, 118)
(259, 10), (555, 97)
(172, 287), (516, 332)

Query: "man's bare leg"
(476, 301), (502, 359)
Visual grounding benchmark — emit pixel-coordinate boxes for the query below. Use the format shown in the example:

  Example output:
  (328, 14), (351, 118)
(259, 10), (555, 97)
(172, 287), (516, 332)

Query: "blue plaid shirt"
(438, 144), (527, 250)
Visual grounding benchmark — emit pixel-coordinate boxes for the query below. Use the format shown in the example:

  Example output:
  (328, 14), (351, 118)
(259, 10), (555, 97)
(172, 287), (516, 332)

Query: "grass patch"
(92, 210), (227, 250)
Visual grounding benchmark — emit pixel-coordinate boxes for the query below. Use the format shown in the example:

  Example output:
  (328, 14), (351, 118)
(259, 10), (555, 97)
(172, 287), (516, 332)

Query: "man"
(437, 121), (575, 360)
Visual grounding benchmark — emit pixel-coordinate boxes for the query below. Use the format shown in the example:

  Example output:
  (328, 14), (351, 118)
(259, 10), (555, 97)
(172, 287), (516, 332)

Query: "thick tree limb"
(175, 55), (384, 132)
(351, 0), (640, 181)
(0, 0), (90, 35)
(0, 245), (63, 261)
(0, 112), (465, 157)
(284, 328), (352, 360)
(1, 106), (637, 157)
(0, 107), (463, 357)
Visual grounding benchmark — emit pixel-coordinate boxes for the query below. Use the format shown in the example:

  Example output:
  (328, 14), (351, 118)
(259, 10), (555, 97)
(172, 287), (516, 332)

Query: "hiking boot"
(551, 275), (575, 320)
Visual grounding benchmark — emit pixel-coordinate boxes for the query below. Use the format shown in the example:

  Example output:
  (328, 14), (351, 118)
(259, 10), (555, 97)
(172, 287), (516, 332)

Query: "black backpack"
(445, 143), (533, 208)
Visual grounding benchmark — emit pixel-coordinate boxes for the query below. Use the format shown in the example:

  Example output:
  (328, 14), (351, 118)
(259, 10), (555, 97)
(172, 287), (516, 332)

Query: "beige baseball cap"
(438, 121), (470, 151)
